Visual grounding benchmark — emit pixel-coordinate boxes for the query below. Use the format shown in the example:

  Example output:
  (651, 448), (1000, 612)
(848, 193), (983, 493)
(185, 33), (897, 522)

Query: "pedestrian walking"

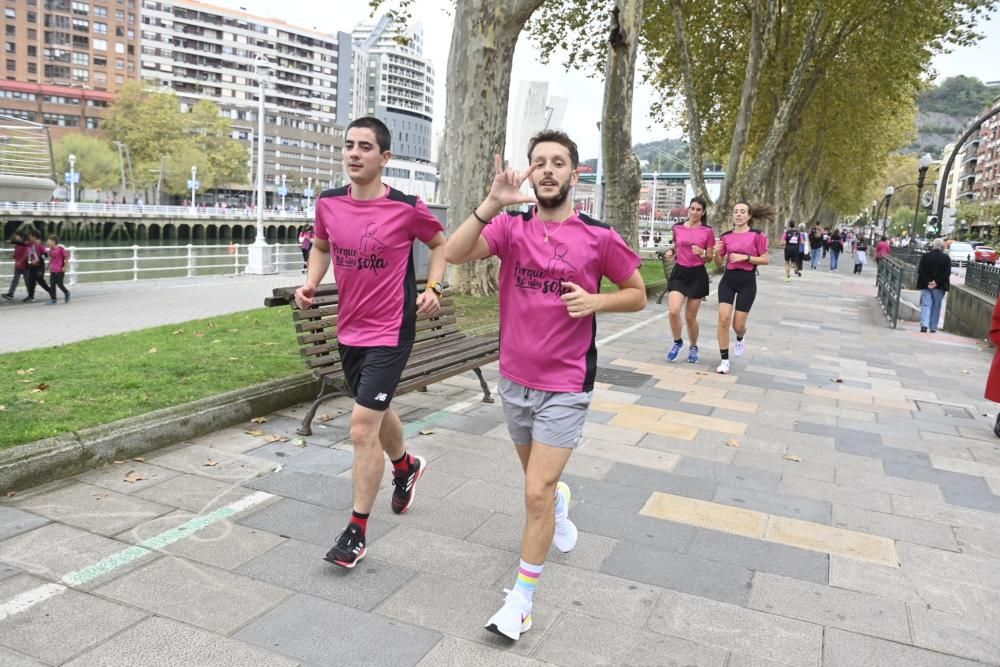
(293, 117), (447, 569)
(916, 238), (950, 333)
(444, 131), (646, 641)
(298, 225), (314, 271)
(808, 225), (824, 269)
(24, 230), (54, 303)
(46, 235), (71, 304)
(2, 230), (30, 301)
(713, 201), (772, 374)
(986, 295), (1000, 438)
(780, 220), (802, 283)
(876, 236), (891, 263)
(662, 195), (715, 364)
(854, 238), (868, 275)
(796, 223), (807, 276)
(829, 230), (844, 271)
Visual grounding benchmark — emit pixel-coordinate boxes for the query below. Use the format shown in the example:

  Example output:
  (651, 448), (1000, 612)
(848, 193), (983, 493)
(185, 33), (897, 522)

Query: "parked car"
(974, 245), (998, 265)
(947, 241), (975, 266)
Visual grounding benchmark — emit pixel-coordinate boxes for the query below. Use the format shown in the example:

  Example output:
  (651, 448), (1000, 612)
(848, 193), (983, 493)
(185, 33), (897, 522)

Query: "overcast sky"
(222, 0), (1000, 161)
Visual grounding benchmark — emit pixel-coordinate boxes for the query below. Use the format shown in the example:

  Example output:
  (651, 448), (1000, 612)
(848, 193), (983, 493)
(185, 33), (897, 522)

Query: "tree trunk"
(439, 0), (545, 295)
(601, 0), (644, 249)
(669, 0), (708, 203)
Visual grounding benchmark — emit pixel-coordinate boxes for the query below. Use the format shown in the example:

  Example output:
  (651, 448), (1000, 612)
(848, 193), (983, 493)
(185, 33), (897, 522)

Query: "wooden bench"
(654, 249), (673, 304)
(265, 279), (499, 436)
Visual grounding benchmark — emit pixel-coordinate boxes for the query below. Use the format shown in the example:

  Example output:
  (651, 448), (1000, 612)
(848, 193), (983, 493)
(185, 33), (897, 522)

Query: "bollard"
(186, 243), (195, 277)
(68, 246), (78, 286)
(233, 243), (240, 274)
(132, 244), (140, 281)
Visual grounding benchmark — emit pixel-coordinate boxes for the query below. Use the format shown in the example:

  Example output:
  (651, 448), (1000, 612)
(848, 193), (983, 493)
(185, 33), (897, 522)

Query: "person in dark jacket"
(916, 238), (951, 333)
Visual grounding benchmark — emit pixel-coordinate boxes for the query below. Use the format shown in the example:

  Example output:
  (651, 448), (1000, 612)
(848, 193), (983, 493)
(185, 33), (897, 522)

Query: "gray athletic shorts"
(498, 376), (593, 448)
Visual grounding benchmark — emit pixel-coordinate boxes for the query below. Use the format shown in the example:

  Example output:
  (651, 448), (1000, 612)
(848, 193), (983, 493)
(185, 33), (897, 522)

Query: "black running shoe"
(391, 455), (426, 514)
(324, 523), (366, 568)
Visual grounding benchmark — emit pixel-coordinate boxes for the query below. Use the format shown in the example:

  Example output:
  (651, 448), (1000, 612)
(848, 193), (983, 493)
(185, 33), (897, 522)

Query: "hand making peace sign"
(487, 154), (538, 208)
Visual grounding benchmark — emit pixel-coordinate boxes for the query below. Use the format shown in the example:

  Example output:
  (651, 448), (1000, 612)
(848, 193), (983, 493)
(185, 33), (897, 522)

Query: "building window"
(4, 42), (13, 53)
(86, 117), (100, 128)
(72, 67), (89, 81)
(27, 45), (37, 56)
(5, 60), (14, 72)
(94, 6), (107, 16)
(27, 11), (37, 23)
(94, 54), (106, 65)
(43, 113), (80, 127)
(93, 38), (107, 50)
(5, 25), (14, 36)
(4, 9), (15, 19)
(94, 22), (107, 34)
(72, 2), (90, 14)
(72, 51), (89, 65)
(114, 42), (124, 53)
(44, 64), (71, 78)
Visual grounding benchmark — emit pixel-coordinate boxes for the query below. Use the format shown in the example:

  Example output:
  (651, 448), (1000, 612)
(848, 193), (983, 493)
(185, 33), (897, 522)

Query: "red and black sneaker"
(324, 523), (366, 568)
(391, 455), (426, 514)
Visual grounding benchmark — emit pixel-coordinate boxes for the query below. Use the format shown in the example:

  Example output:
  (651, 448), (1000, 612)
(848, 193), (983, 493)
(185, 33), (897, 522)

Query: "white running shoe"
(485, 588), (532, 640)
(734, 338), (746, 357)
(716, 359), (731, 374)
(553, 481), (578, 553)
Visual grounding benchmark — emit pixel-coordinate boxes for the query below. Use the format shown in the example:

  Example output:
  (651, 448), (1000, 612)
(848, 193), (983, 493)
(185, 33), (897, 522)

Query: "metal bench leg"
(656, 284), (669, 305)
(298, 377), (346, 436)
(473, 367), (494, 403)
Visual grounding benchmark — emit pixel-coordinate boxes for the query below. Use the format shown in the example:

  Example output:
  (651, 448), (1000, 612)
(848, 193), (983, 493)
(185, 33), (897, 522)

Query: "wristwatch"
(426, 281), (443, 296)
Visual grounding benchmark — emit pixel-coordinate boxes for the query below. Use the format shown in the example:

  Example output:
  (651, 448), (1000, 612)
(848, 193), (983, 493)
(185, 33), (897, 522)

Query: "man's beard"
(533, 180), (571, 209)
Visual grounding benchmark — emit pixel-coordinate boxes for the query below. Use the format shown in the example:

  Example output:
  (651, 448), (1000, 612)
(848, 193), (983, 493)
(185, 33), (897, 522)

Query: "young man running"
(295, 117), (447, 568)
(444, 130), (646, 640)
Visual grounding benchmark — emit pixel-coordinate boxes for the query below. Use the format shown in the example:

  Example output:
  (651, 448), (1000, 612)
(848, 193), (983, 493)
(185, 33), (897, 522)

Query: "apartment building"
(973, 95), (1000, 203)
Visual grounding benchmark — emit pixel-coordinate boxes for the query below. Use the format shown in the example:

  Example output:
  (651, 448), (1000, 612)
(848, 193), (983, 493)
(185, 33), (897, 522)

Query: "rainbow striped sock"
(513, 560), (543, 603)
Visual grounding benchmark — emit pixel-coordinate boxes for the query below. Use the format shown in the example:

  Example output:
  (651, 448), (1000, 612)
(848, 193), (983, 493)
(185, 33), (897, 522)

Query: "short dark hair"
(27, 229), (41, 239)
(527, 130), (579, 168)
(346, 116), (391, 153)
(47, 234), (59, 243)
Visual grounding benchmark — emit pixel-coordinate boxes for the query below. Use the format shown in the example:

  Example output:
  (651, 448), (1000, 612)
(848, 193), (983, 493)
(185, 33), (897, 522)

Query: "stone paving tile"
(369, 526), (517, 588)
(831, 505), (959, 551)
(714, 484), (833, 524)
(929, 454), (1000, 481)
(777, 475), (892, 512)
(601, 540), (752, 605)
(953, 525), (1000, 559)
(133, 473), (262, 514)
(672, 458), (782, 492)
(0, 522), (157, 589)
(649, 588), (823, 666)
(73, 461), (183, 495)
(95, 556), (290, 635)
(376, 574), (559, 658)
(571, 500), (695, 553)
(418, 636), (548, 667)
(0, 573), (148, 665)
(979, 588), (1000, 623)
(897, 542), (1000, 591)
(465, 512), (617, 571)
(685, 529), (829, 584)
(236, 592), (440, 666)
(835, 467), (945, 502)
(13, 482), (173, 536)
(0, 506), (48, 542)
(236, 538), (416, 611)
(968, 444), (1000, 466)
(763, 516), (898, 567)
(883, 460), (1000, 512)
(426, 449), (527, 488)
(748, 571), (910, 642)
(145, 443), (280, 483)
(244, 468), (355, 510)
(576, 436), (681, 472)
(641, 492), (766, 538)
(243, 440), (355, 476)
(731, 449), (837, 483)
(641, 432), (738, 463)
(601, 462), (719, 501)
(823, 627), (985, 667)
(532, 611), (728, 667)
(636, 393), (714, 415)
(236, 497), (397, 547)
(890, 495), (1000, 532)
(63, 616), (299, 667)
(444, 479), (529, 516)
(523, 561), (663, 625)
(560, 452), (616, 480)
(828, 556), (983, 618)
(909, 604), (1000, 664)
(0, 647), (47, 667)
(115, 509), (286, 570)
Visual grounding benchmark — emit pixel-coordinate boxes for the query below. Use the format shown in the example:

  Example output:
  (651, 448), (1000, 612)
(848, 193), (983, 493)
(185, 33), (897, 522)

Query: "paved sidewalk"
(1, 266), (998, 666)
(0, 272), (304, 353)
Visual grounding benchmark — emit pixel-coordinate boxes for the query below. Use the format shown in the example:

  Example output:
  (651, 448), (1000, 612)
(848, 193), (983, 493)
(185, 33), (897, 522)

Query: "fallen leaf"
(293, 438), (307, 447)
(419, 429), (435, 435)
(263, 341), (279, 346)
(0, 405), (6, 411)
(16, 368), (35, 375)
(203, 459), (219, 467)
(207, 322), (217, 328)
(961, 369), (970, 375)
(245, 429), (264, 436)
(228, 328), (239, 333)
(147, 347), (158, 354)
(833, 378), (844, 383)
(5, 491), (15, 497)
(192, 331), (206, 337)
(725, 439), (741, 448)
(172, 329), (184, 335)
(250, 416), (268, 424)
(35, 382), (49, 391)
(123, 470), (146, 483)
(228, 357), (240, 361)
(317, 414), (334, 422)
(112, 459), (125, 464)
(93, 493), (109, 500)
(265, 434), (289, 443)
(132, 457), (145, 463)
(211, 339), (222, 344)
(784, 455), (802, 462)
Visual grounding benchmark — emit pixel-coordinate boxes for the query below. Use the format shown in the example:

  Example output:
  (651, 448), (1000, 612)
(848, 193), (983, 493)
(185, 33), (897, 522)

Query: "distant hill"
(907, 76), (998, 158)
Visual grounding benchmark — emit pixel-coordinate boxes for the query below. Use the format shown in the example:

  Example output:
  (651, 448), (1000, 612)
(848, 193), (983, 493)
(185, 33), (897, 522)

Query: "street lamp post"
(878, 185), (895, 239)
(870, 199), (878, 243)
(279, 174), (287, 211)
(68, 153), (77, 210)
(247, 53), (275, 274)
(189, 165), (198, 212)
(910, 153), (933, 245)
(304, 176), (314, 213)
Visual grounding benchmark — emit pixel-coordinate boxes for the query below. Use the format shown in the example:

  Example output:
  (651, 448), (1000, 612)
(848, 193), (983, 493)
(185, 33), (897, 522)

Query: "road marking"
(0, 490), (273, 618)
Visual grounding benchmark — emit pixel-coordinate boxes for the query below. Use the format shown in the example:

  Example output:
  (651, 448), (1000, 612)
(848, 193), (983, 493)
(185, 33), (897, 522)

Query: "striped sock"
(512, 560), (543, 603)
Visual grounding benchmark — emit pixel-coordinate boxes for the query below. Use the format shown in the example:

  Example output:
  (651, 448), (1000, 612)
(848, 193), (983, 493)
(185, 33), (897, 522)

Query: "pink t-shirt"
(672, 223), (716, 267)
(482, 209), (641, 393)
(876, 241), (890, 259)
(314, 185), (444, 347)
(49, 245), (68, 273)
(719, 229), (768, 271)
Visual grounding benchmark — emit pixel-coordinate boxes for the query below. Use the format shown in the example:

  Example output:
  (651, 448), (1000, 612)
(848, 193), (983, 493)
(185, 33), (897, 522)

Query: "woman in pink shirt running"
(46, 235), (71, 304)
(661, 195), (715, 364)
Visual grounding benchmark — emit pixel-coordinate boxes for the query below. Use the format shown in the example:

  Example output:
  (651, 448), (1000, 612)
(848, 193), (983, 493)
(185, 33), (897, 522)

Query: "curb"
(0, 373), (320, 494)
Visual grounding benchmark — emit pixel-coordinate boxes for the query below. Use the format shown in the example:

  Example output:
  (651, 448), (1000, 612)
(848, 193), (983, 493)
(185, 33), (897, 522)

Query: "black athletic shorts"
(338, 343), (413, 411)
(718, 269), (757, 313)
(667, 263), (710, 299)
(784, 247), (799, 262)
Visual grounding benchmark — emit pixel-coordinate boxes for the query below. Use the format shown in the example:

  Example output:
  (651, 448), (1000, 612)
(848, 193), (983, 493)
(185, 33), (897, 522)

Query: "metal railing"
(0, 243), (304, 285)
(0, 201), (314, 219)
(876, 256), (905, 328)
(965, 261), (1000, 299)
(0, 115), (53, 178)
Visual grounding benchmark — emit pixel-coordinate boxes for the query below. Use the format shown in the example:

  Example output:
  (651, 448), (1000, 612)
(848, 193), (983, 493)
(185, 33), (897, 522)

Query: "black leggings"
(718, 269), (757, 312)
(26, 267), (53, 299)
(51, 272), (70, 296)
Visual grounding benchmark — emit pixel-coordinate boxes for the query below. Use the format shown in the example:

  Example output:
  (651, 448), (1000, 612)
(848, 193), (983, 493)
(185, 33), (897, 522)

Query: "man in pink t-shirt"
(294, 117), (447, 569)
(445, 130), (646, 641)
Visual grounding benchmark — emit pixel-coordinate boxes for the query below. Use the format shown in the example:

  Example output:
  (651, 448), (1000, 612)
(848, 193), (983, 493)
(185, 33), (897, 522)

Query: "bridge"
(0, 201), (313, 243)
